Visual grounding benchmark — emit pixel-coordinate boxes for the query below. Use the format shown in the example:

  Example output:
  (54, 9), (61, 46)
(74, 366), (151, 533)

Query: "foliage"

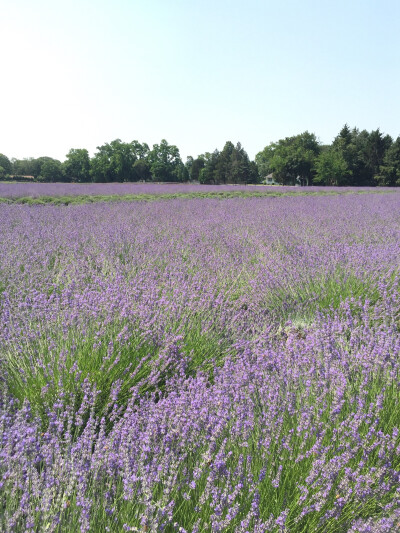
(192, 157), (205, 181)
(0, 153), (12, 179)
(353, 128), (392, 185)
(328, 125), (393, 186)
(187, 156), (205, 182)
(11, 157), (44, 179)
(376, 137), (400, 186)
(11, 157), (34, 177)
(2, 124), (400, 186)
(314, 148), (349, 186)
(256, 125), (399, 187)
(38, 158), (64, 182)
(90, 139), (137, 182)
(131, 158), (151, 182)
(199, 142), (259, 184)
(148, 139), (184, 182)
(256, 131), (320, 185)
(199, 150), (219, 183)
(64, 149), (91, 183)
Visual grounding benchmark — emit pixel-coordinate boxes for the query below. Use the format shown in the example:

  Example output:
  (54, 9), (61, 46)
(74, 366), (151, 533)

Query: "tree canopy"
(148, 140), (183, 182)
(0, 154), (12, 179)
(198, 142), (260, 185)
(64, 149), (90, 183)
(39, 159), (64, 182)
(255, 125), (400, 186)
(376, 137), (400, 186)
(2, 126), (400, 185)
(255, 132), (320, 186)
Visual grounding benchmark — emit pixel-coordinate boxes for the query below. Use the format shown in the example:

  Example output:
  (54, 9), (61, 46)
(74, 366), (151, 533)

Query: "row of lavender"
(1, 194), (400, 531)
(0, 182), (275, 198)
(0, 182), (394, 199)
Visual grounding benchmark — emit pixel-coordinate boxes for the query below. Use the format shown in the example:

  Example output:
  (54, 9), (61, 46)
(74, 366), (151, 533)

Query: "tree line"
(0, 139), (259, 185)
(1, 125), (400, 185)
(256, 125), (400, 186)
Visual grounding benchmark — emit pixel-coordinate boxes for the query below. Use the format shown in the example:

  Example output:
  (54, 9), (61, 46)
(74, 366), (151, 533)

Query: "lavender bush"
(1, 193), (400, 532)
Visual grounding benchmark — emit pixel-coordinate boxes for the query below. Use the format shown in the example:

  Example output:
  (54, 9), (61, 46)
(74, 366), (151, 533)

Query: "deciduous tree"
(64, 149), (90, 182)
(38, 158), (64, 182)
(314, 149), (349, 186)
(256, 132), (320, 185)
(148, 140), (183, 182)
(91, 139), (138, 182)
(0, 154), (12, 179)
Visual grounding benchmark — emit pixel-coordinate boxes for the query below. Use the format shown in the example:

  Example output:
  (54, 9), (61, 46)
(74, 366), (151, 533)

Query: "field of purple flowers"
(0, 182), (272, 198)
(1, 192), (400, 532)
(0, 182), (393, 200)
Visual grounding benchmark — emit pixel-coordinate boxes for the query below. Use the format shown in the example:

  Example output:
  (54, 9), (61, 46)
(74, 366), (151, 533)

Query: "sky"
(1, 0), (400, 162)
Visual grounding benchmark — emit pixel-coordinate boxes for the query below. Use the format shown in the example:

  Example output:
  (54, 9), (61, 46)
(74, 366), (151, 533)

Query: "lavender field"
(0, 182), (394, 201)
(1, 192), (400, 532)
(0, 182), (271, 199)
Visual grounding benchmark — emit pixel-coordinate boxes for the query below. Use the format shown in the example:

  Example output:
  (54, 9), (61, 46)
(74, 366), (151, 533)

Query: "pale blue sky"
(1, 0), (400, 162)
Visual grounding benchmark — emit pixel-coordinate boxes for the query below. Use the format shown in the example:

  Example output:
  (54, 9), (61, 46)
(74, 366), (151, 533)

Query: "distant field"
(0, 182), (281, 198)
(1, 193), (400, 532)
(0, 182), (397, 205)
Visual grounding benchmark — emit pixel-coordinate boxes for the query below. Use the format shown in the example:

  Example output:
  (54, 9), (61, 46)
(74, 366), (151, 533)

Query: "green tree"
(355, 129), (392, 185)
(189, 157), (205, 182)
(331, 125), (392, 186)
(376, 137), (400, 186)
(38, 158), (64, 182)
(314, 149), (349, 186)
(175, 162), (189, 182)
(130, 140), (150, 160)
(248, 160), (261, 183)
(148, 140), (183, 182)
(63, 148), (90, 182)
(12, 158), (25, 176)
(256, 132), (320, 185)
(331, 125), (360, 185)
(0, 154), (12, 179)
(30, 157), (60, 180)
(199, 151), (220, 184)
(185, 156), (193, 178)
(131, 159), (151, 181)
(129, 141), (151, 181)
(90, 139), (137, 182)
(255, 149), (271, 179)
(12, 158), (41, 178)
(198, 142), (257, 185)
(230, 142), (259, 184)
(216, 141), (235, 183)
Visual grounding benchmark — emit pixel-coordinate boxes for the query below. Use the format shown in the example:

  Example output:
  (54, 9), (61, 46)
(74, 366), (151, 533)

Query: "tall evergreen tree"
(199, 151), (220, 184)
(376, 137), (400, 186)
